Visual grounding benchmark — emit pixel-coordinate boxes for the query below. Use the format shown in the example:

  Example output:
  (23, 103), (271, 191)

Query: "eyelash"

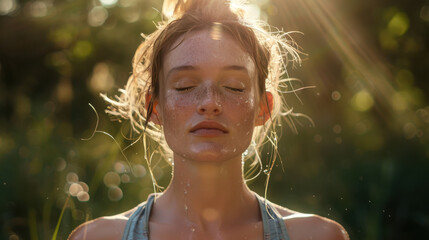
(225, 87), (244, 92)
(175, 86), (244, 92)
(175, 87), (194, 92)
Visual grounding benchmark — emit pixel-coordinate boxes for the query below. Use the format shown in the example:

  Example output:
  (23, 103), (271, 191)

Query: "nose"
(197, 86), (223, 116)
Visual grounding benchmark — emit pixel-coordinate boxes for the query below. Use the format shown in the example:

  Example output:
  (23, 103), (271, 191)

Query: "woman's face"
(155, 28), (262, 162)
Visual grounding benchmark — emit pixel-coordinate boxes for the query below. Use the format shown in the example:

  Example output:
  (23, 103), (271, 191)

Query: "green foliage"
(0, 0), (428, 239)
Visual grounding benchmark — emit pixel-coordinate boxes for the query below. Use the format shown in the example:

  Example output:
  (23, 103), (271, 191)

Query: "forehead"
(163, 29), (255, 75)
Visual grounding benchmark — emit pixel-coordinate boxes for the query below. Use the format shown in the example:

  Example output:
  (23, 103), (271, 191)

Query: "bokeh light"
(89, 63), (115, 93)
(108, 186), (123, 201)
(78, 181), (89, 193)
(68, 183), (83, 197)
(331, 91), (341, 101)
(1, 0), (428, 239)
(132, 164), (147, 178)
(66, 172), (79, 183)
(100, 0), (118, 8)
(77, 192), (90, 202)
(333, 124), (342, 134)
(114, 161), (128, 173)
(352, 90), (374, 112)
(121, 174), (130, 183)
(387, 12), (409, 37)
(88, 6), (108, 27)
(104, 171), (121, 187)
(29, 1), (48, 18)
(0, 0), (17, 15)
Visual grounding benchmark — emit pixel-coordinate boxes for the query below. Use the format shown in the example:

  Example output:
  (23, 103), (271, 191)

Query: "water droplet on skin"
(191, 227), (195, 232)
(233, 148), (236, 152)
(185, 205), (188, 211)
(186, 183), (190, 187)
(184, 189), (187, 194)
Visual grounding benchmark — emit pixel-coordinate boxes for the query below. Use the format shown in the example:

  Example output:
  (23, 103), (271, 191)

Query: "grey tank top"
(122, 193), (290, 240)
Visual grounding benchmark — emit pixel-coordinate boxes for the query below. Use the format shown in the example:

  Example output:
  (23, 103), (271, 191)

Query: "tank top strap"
(123, 193), (289, 240)
(255, 194), (291, 240)
(121, 194), (156, 240)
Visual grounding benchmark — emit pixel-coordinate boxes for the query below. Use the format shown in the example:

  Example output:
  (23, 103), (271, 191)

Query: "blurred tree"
(0, 0), (428, 239)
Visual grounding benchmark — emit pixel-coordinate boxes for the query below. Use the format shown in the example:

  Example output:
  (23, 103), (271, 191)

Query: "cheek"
(229, 94), (258, 138)
(159, 92), (196, 142)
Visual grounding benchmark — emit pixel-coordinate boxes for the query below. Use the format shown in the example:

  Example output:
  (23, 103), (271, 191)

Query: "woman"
(69, 0), (349, 239)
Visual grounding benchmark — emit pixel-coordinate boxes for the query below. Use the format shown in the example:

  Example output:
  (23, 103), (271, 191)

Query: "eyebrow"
(166, 65), (197, 80)
(221, 65), (249, 74)
(166, 65), (249, 80)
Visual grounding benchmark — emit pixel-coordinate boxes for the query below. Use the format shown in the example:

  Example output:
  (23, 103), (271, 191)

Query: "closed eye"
(225, 87), (244, 92)
(175, 87), (194, 92)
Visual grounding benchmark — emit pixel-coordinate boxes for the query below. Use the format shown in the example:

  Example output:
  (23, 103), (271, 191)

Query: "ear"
(255, 91), (273, 126)
(145, 93), (162, 125)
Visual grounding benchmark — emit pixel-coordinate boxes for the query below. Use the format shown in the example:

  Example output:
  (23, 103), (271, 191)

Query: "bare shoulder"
(272, 203), (349, 240)
(67, 206), (138, 240)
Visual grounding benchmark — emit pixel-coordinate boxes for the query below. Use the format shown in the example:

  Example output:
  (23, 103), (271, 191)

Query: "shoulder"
(67, 206), (140, 240)
(272, 203), (349, 240)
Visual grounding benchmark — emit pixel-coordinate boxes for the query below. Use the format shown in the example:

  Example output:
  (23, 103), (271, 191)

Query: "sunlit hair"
(102, 0), (306, 191)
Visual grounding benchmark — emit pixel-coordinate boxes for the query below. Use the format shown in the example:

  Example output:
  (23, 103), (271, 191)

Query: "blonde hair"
(102, 0), (304, 188)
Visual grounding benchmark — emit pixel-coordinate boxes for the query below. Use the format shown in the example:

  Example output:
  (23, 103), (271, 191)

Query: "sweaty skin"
(69, 29), (349, 240)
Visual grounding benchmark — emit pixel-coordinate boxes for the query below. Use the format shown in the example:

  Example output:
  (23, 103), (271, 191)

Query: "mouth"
(190, 121), (229, 136)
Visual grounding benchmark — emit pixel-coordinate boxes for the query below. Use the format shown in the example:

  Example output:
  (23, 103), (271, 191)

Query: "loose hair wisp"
(101, 0), (310, 195)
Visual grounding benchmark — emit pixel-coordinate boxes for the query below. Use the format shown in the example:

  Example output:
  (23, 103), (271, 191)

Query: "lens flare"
(277, 0), (419, 129)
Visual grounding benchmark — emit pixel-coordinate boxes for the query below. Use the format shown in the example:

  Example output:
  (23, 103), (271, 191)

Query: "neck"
(151, 153), (260, 231)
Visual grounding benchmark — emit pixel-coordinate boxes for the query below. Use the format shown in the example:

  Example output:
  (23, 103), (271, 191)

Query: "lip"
(190, 121), (229, 136)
